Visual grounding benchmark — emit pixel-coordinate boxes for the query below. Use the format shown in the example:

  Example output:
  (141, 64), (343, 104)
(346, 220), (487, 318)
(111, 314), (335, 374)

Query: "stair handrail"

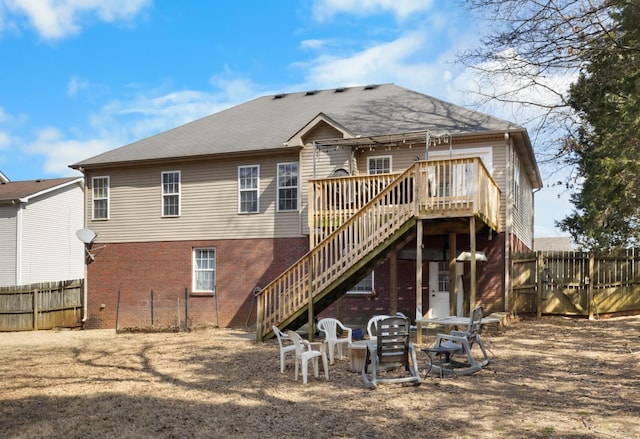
(256, 163), (421, 339)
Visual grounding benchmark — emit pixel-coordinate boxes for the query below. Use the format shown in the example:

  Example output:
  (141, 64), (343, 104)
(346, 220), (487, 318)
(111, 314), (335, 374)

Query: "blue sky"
(0, 0), (571, 237)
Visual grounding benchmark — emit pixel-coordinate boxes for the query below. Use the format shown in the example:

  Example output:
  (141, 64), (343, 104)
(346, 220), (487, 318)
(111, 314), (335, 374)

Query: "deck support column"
(469, 216), (477, 315)
(390, 249), (398, 315)
(448, 233), (457, 316)
(416, 220), (423, 321)
(308, 256), (315, 341)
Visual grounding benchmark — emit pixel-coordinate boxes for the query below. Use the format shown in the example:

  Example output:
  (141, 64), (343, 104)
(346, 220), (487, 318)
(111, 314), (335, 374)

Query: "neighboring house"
(0, 177), (85, 287)
(534, 237), (574, 252)
(70, 84), (542, 334)
(0, 171), (9, 184)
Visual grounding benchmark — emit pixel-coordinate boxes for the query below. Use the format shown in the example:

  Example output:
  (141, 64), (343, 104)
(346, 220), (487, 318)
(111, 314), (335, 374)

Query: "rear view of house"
(70, 84), (542, 334)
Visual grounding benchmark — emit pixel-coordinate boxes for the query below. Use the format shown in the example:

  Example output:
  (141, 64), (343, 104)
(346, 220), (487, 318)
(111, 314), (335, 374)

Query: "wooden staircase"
(256, 158), (500, 340)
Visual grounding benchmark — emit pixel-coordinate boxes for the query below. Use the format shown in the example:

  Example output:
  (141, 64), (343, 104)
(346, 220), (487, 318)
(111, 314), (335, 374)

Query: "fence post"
(184, 288), (188, 331)
(256, 290), (263, 341)
(150, 289), (154, 326)
(115, 289), (121, 332)
(33, 288), (39, 330)
(536, 253), (544, 317)
(588, 253), (595, 320)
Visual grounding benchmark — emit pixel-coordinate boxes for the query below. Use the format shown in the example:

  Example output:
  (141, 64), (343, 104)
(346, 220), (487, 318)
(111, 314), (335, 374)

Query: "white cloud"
(300, 39), (327, 50)
(312, 0), (434, 21)
(68, 76), (90, 97)
(18, 80), (257, 176)
(25, 127), (109, 175)
(301, 32), (440, 89)
(2, 0), (151, 39)
(0, 131), (10, 149)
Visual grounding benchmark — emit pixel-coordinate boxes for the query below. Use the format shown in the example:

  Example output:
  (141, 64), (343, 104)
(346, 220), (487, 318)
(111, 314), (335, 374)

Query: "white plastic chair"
(317, 318), (353, 365)
(273, 325), (296, 374)
(366, 315), (391, 341)
(287, 330), (329, 384)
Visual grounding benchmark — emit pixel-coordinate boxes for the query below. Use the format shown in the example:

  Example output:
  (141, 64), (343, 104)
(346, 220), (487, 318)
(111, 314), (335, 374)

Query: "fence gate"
(511, 249), (640, 317)
(539, 251), (589, 316)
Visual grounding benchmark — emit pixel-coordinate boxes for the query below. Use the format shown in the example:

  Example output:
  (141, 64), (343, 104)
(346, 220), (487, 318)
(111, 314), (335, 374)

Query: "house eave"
(70, 146), (303, 172)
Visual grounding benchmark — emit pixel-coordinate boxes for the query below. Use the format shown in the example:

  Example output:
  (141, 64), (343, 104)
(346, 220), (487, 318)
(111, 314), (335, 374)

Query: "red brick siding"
(84, 238), (308, 329)
(85, 232), (511, 330)
(321, 232), (509, 326)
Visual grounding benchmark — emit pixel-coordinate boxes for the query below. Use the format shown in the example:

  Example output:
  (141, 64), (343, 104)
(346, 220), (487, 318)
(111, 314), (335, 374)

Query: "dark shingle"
(72, 84), (523, 168)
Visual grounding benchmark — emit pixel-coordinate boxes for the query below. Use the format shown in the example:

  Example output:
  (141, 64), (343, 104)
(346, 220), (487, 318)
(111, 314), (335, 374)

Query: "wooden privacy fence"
(511, 249), (640, 318)
(0, 279), (83, 331)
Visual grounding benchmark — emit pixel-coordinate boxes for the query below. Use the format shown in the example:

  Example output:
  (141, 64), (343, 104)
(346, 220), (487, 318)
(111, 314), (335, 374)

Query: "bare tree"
(458, 0), (615, 172)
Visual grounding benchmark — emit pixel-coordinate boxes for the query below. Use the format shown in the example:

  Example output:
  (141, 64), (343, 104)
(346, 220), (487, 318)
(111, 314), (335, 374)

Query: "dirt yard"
(1, 315), (638, 439)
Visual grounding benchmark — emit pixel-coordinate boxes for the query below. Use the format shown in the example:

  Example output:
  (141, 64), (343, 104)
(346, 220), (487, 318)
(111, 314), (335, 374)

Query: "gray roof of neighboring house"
(534, 237), (574, 252)
(0, 177), (82, 202)
(71, 84), (527, 168)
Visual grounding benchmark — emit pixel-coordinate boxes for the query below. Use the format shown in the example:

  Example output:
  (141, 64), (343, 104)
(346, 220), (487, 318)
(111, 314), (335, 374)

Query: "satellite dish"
(332, 168), (349, 177)
(76, 228), (97, 244)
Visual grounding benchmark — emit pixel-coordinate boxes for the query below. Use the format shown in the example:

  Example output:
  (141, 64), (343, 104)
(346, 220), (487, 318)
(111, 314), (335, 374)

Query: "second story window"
(277, 162), (298, 211)
(368, 156), (392, 174)
(162, 171), (180, 217)
(92, 176), (109, 220)
(238, 165), (259, 213)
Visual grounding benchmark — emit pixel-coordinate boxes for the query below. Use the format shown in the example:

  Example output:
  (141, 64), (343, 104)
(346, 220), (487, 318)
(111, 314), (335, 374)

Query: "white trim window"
(513, 154), (521, 208)
(193, 248), (216, 293)
(92, 176), (109, 220)
(277, 162), (298, 211)
(238, 165), (259, 213)
(368, 156), (392, 174)
(162, 171), (181, 217)
(347, 272), (374, 295)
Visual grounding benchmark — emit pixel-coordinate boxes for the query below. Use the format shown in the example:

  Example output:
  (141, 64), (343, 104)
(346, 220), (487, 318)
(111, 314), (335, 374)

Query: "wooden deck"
(256, 158), (500, 340)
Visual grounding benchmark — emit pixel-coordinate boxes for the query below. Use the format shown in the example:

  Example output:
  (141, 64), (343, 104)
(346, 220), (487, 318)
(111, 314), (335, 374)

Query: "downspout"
(79, 169), (88, 324)
(313, 141), (317, 179)
(15, 200), (24, 286)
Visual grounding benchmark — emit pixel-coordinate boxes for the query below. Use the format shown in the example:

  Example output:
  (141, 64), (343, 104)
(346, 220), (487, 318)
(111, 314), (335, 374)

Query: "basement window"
(193, 248), (216, 293)
(347, 272), (374, 296)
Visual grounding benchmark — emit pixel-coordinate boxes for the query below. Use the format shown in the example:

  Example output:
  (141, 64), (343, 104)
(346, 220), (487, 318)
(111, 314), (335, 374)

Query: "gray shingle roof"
(0, 177), (81, 202)
(72, 84), (524, 168)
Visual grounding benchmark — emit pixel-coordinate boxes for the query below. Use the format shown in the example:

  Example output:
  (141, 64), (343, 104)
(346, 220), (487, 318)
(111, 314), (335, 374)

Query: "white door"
(428, 262), (450, 318)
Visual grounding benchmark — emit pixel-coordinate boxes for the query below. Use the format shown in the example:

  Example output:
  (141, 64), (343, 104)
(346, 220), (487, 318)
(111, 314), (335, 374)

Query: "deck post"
(308, 255), (315, 341)
(448, 233), (457, 316)
(416, 220), (423, 321)
(390, 249), (398, 315)
(469, 216), (477, 315)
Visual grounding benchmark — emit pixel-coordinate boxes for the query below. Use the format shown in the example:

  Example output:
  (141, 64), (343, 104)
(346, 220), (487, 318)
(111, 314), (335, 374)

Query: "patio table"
(415, 315), (502, 344)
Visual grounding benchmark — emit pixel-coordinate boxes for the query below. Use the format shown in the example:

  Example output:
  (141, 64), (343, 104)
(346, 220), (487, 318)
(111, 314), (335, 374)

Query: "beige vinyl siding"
(86, 152), (303, 243)
(491, 141), (508, 234)
(0, 205), (17, 286)
(355, 138), (509, 232)
(21, 184), (85, 284)
(510, 149), (534, 248)
(300, 144), (352, 235)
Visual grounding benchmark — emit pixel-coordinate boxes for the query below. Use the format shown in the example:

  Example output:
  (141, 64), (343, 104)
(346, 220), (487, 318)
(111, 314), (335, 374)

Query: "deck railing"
(256, 158), (500, 340)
